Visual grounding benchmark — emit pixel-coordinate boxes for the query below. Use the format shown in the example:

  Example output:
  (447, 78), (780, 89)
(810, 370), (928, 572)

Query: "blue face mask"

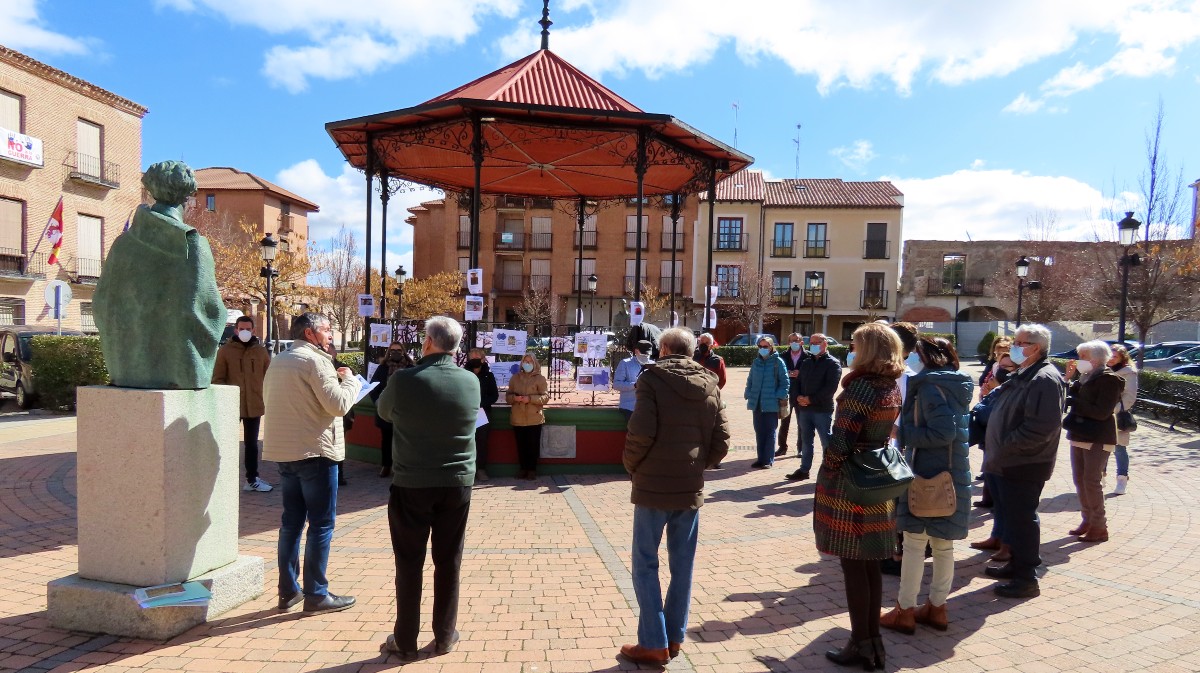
(906, 352), (922, 371)
(522, 362), (534, 373)
(847, 352), (856, 367)
(789, 342), (802, 352)
(808, 344), (821, 355)
(1009, 345), (1028, 366)
(758, 347), (772, 358)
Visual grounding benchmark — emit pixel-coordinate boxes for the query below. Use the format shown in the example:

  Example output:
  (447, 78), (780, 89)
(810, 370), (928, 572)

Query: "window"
(498, 218), (524, 249)
(772, 223), (794, 257)
(76, 119), (102, 179)
(802, 271), (825, 307)
(0, 197), (23, 258)
(625, 215), (648, 249)
(574, 258), (596, 291)
(531, 216), (552, 249)
(717, 217), (743, 250)
(281, 202), (291, 216)
(624, 259), (648, 293)
(458, 256), (469, 287)
(499, 259), (523, 291)
(0, 298), (23, 326)
(806, 223), (828, 257)
(77, 214), (102, 278)
(716, 264), (741, 297)
(772, 271), (793, 302)
(575, 214), (597, 248)
(941, 254), (965, 289)
(659, 259), (683, 294)
(205, 194), (215, 211)
(660, 214), (683, 250)
(81, 302), (96, 333)
(0, 89), (21, 131)
(862, 272), (886, 308)
(530, 258), (551, 290)
(458, 215), (471, 248)
(864, 222), (889, 259)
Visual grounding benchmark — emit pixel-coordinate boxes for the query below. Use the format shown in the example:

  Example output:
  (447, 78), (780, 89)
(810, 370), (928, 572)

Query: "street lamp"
(806, 271), (821, 334)
(392, 265), (407, 321)
(259, 233), (279, 349)
(1117, 211), (1142, 345)
(587, 273), (598, 327)
(790, 284), (800, 334)
(953, 282), (963, 344)
(1014, 256), (1042, 326)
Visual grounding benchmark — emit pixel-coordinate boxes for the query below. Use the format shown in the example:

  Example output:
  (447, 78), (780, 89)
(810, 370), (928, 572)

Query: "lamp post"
(587, 273), (598, 327)
(392, 265), (407, 321)
(791, 284), (800, 334)
(1015, 256), (1029, 326)
(806, 271), (820, 334)
(1117, 211), (1141, 345)
(259, 233), (278, 350)
(953, 282), (963, 344)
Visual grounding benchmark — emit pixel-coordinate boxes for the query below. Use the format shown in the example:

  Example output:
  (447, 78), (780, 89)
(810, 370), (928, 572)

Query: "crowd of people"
(219, 310), (1135, 669)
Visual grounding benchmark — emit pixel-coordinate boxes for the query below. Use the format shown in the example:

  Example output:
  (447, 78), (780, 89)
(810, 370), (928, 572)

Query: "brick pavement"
(1, 369), (1199, 672)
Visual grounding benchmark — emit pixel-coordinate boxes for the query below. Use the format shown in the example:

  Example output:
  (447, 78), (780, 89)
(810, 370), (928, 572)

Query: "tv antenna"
(793, 123), (802, 178)
(732, 101), (740, 148)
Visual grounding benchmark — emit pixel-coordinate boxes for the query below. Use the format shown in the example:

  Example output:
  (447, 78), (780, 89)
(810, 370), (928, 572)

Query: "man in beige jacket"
(262, 312), (361, 615)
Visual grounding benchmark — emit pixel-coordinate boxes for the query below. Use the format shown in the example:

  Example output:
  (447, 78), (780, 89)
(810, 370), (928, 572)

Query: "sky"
(4, 0), (1199, 276)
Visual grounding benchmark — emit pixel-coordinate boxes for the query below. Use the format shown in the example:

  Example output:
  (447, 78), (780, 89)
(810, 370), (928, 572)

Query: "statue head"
(142, 161), (197, 209)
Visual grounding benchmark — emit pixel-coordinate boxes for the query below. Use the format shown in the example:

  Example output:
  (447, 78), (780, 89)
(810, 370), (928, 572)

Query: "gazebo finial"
(539, 0), (553, 50)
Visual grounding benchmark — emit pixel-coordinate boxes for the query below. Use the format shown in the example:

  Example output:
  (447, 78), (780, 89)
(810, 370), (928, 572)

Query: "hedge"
(29, 335), (109, 410)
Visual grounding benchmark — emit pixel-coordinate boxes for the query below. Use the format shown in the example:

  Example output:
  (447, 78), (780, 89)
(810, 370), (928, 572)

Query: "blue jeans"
(1114, 444), (1129, 476)
(794, 409), (832, 474)
(751, 409), (779, 466)
(632, 506), (699, 649)
(277, 457), (338, 597)
(983, 471), (1006, 541)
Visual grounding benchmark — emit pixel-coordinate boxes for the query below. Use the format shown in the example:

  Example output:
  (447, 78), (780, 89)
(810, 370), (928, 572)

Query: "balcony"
(65, 152), (120, 189)
(529, 232), (553, 250)
(496, 195), (526, 210)
(713, 232), (749, 252)
(494, 231), (526, 251)
(0, 249), (46, 278)
(926, 277), (986, 297)
(494, 272), (526, 293)
(660, 231), (684, 251)
(573, 231), (598, 249)
(530, 197), (554, 210)
(863, 240), (891, 260)
(530, 274), (552, 291)
(771, 241), (795, 258)
(279, 213), (295, 234)
(773, 291), (796, 307)
(804, 239), (830, 258)
(658, 276), (684, 294)
(860, 290), (889, 309)
(623, 275), (650, 294)
(73, 257), (102, 284)
(799, 289), (828, 308)
(457, 230), (471, 249)
(625, 231), (649, 250)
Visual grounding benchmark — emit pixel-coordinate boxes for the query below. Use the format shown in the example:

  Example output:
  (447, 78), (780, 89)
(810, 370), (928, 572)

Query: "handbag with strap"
(906, 385), (958, 518)
(1116, 400), (1137, 432)
(844, 444), (914, 506)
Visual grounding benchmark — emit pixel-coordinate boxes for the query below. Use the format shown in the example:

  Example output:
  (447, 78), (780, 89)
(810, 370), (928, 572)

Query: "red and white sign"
(0, 127), (44, 168)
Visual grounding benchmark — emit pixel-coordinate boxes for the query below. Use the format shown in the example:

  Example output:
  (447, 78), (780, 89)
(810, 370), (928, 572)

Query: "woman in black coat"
(370, 341), (415, 478)
(1063, 340), (1125, 543)
(466, 348), (500, 481)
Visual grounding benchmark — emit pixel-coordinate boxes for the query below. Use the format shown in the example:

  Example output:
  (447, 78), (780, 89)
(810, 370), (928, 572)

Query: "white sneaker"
(1114, 475), (1128, 495)
(244, 478), (273, 492)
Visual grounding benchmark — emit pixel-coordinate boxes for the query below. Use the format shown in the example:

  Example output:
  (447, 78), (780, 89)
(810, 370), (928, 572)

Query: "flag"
(122, 217), (130, 233)
(44, 197), (64, 265)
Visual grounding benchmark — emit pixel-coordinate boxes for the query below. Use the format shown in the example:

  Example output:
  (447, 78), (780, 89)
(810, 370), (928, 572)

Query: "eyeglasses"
(1013, 340), (1036, 347)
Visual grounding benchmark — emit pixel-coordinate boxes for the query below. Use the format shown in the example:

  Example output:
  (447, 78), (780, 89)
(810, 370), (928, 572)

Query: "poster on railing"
(466, 268), (483, 294)
(368, 323), (393, 348)
(491, 328), (528, 355)
(577, 366), (611, 391)
(357, 294), (376, 317)
(475, 331), (493, 349)
(492, 361), (520, 388)
(464, 295), (484, 321)
(552, 336), (572, 353)
(551, 357), (573, 378)
(574, 331), (608, 360)
(629, 301), (645, 326)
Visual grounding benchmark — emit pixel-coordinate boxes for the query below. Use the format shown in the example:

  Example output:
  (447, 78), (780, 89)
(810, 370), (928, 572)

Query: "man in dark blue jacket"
(784, 333), (841, 482)
(775, 333), (807, 457)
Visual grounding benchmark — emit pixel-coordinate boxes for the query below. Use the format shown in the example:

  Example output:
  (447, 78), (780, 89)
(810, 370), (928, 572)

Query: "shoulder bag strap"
(912, 384), (954, 464)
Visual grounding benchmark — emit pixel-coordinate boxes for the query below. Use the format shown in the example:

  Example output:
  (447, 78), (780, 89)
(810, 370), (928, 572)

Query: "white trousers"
(898, 531), (955, 608)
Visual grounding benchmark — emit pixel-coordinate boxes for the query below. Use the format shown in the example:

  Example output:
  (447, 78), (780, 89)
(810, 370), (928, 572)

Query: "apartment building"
(0, 46), (146, 331)
(695, 171), (904, 343)
(407, 194), (698, 325)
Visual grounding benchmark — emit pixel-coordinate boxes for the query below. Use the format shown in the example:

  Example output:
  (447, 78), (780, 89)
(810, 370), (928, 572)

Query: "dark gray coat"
(982, 357), (1066, 481)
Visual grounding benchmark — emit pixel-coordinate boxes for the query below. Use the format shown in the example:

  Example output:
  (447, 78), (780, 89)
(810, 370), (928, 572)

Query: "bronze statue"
(94, 161), (225, 389)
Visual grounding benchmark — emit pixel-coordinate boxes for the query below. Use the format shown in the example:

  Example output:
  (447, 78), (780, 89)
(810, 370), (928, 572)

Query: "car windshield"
(1142, 344), (1197, 360)
(17, 335), (32, 361)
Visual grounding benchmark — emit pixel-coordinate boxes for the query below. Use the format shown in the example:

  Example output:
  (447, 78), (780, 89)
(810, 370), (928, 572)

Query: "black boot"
(825, 639), (876, 670)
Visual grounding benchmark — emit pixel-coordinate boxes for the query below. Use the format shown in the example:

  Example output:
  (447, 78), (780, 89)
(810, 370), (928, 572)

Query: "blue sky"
(5, 0), (1199, 274)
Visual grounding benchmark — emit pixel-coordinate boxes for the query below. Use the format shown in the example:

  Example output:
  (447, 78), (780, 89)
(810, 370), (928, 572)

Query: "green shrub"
(977, 331), (996, 357)
(337, 350), (365, 372)
(30, 335), (109, 410)
(715, 346), (757, 366)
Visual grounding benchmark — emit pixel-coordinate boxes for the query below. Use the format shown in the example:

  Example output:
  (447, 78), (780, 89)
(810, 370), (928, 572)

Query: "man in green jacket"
(620, 327), (730, 666)
(376, 316), (480, 661)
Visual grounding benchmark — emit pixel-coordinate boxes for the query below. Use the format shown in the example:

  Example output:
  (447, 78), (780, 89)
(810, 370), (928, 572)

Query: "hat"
(634, 339), (653, 353)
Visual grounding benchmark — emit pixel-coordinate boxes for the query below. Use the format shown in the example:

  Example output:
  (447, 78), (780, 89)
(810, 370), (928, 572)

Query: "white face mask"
(635, 354), (650, 364)
(238, 330), (253, 342)
(1076, 360), (1094, 374)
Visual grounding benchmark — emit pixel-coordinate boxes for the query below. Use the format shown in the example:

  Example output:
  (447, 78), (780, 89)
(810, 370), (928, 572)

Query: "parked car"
(264, 339), (294, 354)
(0, 326), (85, 409)
(1050, 340), (1142, 361)
(727, 333), (841, 348)
(1169, 364), (1200, 377)
(1133, 342), (1200, 371)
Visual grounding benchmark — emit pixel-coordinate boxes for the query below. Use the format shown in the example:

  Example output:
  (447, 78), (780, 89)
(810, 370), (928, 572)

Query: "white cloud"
(830, 140), (877, 173)
(1003, 93), (1043, 115)
(887, 168), (1125, 242)
(161, 0), (521, 92)
(0, 0), (89, 55)
(274, 159), (440, 278)
(970, 159), (987, 170)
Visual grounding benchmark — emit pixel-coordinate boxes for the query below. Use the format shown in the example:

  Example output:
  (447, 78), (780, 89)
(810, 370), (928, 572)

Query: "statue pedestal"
(47, 386), (263, 640)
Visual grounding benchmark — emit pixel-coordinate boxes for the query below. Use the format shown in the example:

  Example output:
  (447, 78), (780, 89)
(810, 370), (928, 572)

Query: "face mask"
(906, 351), (922, 371)
(994, 368), (1011, 384)
(1010, 344), (1028, 366)
(808, 344), (821, 355)
(466, 358), (483, 370)
(1076, 360), (1094, 374)
(635, 354), (650, 364)
(699, 343), (710, 353)
(237, 329), (252, 342)
(846, 352), (856, 367)
(522, 363), (534, 373)
(758, 347), (772, 358)
(388, 351), (406, 363)
(789, 342), (802, 352)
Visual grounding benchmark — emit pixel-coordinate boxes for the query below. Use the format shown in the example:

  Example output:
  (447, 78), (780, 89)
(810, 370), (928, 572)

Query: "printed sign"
(369, 323), (393, 348)
(467, 268), (483, 294)
(492, 361), (520, 388)
(707, 285), (719, 306)
(574, 331), (608, 360)
(491, 328), (528, 355)
(0, 127), (44, 168)
(464, 295), (484, 321)
(629, 301), (645, 326)
(475, 330), (493, 349)
(357, 294), (376, 317)
(577, 366), (611, 392)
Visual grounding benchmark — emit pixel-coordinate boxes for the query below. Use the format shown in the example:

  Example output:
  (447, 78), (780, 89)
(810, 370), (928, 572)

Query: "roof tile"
(194, 167), (320, 212)
(763, 179), (902, 208)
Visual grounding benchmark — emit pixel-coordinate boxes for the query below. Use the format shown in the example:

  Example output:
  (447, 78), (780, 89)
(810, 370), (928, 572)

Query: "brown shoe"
(990, 544), (1012, 562)
(669, 642), (682, 658)
(1068, 522), (1089, 536)
(879, 602), (916, 635)
(1079, 528), (1109, 543)
(620, 644), (669, 665)
(969, 537), (1001, 551)
(914, 601), (948, 631)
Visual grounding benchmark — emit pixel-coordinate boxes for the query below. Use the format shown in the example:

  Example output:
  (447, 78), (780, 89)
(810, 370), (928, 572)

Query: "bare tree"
(310, 225), (362, 350)
(514, 281), (558, 328)
(636, 286), (669, 325)
(990, 213), (1104, 323)
(724, 263), (778, 334)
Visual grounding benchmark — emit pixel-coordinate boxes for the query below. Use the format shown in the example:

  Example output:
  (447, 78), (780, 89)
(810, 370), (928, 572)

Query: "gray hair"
(698, 332), (715, 345)
(424, 316), (463, 353)
(290, 312), (329, 340)
(1076, 340), (1113, 364)
(1015, 324), (1052, 356)
(659, 327), (696, 357)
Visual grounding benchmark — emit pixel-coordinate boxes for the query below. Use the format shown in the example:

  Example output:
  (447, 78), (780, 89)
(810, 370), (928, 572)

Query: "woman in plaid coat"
(813, 322), (904, 671)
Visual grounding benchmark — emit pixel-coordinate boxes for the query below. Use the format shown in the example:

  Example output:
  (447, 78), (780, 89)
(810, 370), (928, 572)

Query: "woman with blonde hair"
(1108, 345), (1138, 495)
(980, 336), (1013, 396)
(1063, 341), (1125, 542)
(814, 322), (903, 671)
(507, 352), (548, 480)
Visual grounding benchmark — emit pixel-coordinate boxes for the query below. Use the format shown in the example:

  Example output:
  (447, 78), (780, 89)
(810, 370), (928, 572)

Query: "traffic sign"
(45, 280), (72, 319)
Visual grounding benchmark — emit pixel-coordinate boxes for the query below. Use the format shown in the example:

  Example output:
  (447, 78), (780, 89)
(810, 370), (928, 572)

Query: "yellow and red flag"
(44, 197), (64, 265)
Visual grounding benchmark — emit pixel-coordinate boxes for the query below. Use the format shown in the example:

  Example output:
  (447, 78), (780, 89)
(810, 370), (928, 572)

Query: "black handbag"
(1117, 400), (1137, 432)
(843, 444), (914, 506)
